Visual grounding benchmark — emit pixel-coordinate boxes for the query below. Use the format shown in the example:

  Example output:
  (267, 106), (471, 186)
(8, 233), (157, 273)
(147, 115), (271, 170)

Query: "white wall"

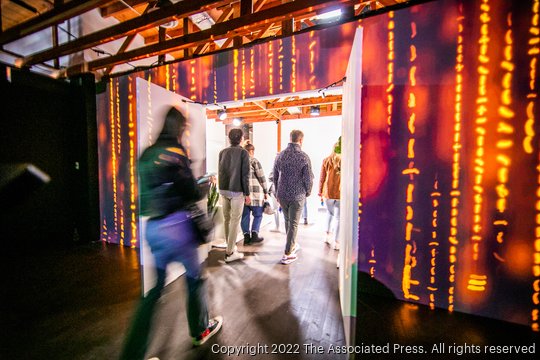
(281, 116), (342, 224)
(254, 116), (342, 226)
(253, 121), (279, 176)
(205, 119), (226, 175)
(136, 78), (208, 294)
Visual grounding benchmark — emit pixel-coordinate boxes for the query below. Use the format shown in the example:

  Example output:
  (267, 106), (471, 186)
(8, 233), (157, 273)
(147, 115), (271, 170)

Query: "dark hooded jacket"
(139, 107), (202, 218)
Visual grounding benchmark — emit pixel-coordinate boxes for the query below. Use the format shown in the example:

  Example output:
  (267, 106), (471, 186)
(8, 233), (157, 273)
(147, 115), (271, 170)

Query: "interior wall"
(280, 116), (342, 223)
(206, 120), (226, 175)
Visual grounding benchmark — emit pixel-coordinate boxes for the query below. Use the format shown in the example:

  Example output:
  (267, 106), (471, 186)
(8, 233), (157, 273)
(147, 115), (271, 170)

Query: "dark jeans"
(241, 205), (264, 234)
(279, 198), (305, 255)
(120, 211), (208, 360)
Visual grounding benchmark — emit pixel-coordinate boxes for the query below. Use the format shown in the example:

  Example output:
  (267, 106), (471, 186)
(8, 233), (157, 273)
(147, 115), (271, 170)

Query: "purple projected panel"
(358, 0), (539, 328)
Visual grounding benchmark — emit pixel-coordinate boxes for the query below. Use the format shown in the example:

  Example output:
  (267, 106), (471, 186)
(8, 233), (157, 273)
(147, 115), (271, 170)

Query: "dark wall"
(0, 66), (99, 249)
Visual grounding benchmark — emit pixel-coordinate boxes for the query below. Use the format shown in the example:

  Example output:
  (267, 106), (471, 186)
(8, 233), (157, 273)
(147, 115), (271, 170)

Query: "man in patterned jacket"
(241, 143), (268, 244)
(272, 130), (314, 264)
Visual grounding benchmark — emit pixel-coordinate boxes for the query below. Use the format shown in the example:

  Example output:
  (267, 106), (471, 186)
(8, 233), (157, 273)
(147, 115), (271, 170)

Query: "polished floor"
(2, 214), (538, 360)
(2, 216), (345, 360)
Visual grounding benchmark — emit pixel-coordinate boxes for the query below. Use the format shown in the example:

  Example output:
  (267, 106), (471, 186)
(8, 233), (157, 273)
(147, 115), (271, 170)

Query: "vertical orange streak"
(268, 42), (274, 94)
(467, 0), (491, 292)
(430, 180), (440, 310)
(402, 20), (420, 302)
(115, 78), (122, 245)
(292, 35), (297, 93)
(128, 78), (137, 247)
(309, 31), (316, 88)
(233, 49), (239, 100)
(387, 11), (395, 134)
(449, 5), (465, 311)
(524, 0), (539, 154)
(531, 0), (540, 333)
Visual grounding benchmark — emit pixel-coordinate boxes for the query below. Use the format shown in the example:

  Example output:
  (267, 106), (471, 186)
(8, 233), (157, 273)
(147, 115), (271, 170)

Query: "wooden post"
(277, 120), (282, 151)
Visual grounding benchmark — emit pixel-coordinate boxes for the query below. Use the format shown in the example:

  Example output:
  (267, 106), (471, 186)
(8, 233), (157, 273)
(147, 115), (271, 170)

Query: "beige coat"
(319, 155), (341, 199)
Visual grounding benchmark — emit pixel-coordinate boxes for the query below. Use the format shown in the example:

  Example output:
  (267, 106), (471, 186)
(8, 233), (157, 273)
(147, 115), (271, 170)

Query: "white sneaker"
(212, 241), (227, 249)
(270, 228), (280, 233)
(334, 242), (340, 251)
(281, 253), (298, 265)
(291, 243), (301, 254)
(225, 251), (244, 263)
(324, 232), (332, 244)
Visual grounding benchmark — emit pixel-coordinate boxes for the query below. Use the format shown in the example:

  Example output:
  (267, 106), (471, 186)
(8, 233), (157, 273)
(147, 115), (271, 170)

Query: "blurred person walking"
(120, 107), (222, 360)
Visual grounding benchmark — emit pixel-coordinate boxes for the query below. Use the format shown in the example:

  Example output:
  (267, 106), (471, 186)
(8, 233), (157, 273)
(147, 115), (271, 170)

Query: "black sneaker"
(243, 233), (251, 245)
(192, 316), (223, 346)
(250, 231), (264, 244)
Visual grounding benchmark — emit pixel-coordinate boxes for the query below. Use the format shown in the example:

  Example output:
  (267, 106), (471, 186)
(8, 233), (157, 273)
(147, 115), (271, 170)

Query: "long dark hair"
(156, 106), (187, 145)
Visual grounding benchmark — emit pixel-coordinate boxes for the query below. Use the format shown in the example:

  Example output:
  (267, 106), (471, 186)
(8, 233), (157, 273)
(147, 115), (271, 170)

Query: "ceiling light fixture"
(218, 108), (227, 121)
(310, 106), (321, 116)
(316, 9), (342, 20)
(232, 118), (242, 126)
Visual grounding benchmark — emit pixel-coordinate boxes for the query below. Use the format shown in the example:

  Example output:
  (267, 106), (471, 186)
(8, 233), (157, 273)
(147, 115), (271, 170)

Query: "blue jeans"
(241, 205), (264, 234)
(279, 198), (305, 255)
(120, 211), (208, 360)
(326, 199), (340, 243)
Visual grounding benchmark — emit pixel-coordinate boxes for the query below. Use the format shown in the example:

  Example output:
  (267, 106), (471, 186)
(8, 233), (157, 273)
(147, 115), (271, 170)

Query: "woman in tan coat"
(318, 140), (341, 250)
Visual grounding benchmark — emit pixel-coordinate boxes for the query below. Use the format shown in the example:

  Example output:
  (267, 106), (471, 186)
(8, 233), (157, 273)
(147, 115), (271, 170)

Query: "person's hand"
(264, 193), (268, 200)
(245, 195), (251, 205)
(209, 175), (217, 184)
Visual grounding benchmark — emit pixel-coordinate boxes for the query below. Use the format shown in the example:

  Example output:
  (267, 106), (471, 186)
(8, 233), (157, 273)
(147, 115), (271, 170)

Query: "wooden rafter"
(0, 0), (114, 45)
(78, 0), (354, 73)
(22, 0), (230, 66)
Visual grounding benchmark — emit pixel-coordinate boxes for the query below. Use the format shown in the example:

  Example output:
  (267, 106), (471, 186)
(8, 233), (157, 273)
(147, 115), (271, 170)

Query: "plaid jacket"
(248, 157), (268, 207)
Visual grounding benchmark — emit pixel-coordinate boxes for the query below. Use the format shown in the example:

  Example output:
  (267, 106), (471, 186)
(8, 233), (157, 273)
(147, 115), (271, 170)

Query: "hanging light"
(218, 108), (227, 121)
(232, 118), (242, 126)
(310, 105), (320, 116)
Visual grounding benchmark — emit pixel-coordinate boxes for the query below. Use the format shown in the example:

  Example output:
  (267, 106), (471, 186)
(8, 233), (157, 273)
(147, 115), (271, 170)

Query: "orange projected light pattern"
(493, 12), (515, 254)
(387, 11), (395, 134)
(269, 41), (274, 94)
(531, 0), (540, 333)
(429, 180), (441, 310)
(128, 78), (137, 247)
(401, 20), (420, 302)
(233, 50), (239, 101)
(448, 4), (465, 312)
(467, 0), (491, 293)
(524, 0), (539, 155)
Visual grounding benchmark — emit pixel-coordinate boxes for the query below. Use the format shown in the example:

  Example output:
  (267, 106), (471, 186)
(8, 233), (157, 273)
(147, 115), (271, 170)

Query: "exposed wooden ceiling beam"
(0, 0), (115, 45)
(100, 0), (150, 18)
(22, 0), (229, 66)
(254, 100), (283, 120)
(266, 95), (342, 109)
(77, 0), (354, 74)
(220, 109), (342, 124)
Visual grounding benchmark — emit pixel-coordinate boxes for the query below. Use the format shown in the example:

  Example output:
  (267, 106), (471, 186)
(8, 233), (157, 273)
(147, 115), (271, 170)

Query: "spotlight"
(218, 108), (227, 121)
(310, 105), (320, 116)
(316, 9), (342, 20)
(232, 118), (242, 126)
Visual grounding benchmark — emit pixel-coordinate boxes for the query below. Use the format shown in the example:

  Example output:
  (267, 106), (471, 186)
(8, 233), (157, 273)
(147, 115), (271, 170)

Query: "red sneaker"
(192, 316), (223, 346)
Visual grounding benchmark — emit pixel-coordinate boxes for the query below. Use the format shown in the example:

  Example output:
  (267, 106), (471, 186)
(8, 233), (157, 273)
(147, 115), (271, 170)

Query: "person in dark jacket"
(273, 129), (314, 265)
(218, 128), (251, 263)
(120, 107), (222, 360)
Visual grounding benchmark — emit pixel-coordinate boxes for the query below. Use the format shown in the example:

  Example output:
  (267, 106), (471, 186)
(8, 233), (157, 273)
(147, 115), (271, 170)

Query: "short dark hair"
(244, 143), (254, 152)
(290, 129), (304, 143)
(228, 128), (243, 145)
